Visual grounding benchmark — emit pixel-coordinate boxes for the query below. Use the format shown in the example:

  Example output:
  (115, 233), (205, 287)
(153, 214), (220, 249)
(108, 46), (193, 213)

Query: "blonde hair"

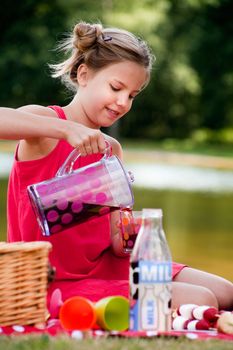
(50, 22), (155, 91)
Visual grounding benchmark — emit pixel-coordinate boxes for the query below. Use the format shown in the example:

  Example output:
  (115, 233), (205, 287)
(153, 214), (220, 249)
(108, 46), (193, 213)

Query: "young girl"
(0, 22), (232, 311)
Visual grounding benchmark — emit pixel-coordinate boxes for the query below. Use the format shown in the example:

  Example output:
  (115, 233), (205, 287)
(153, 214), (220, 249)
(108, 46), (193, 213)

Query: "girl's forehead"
(104, 60), (145, 73)
(96, 61), (148, 87)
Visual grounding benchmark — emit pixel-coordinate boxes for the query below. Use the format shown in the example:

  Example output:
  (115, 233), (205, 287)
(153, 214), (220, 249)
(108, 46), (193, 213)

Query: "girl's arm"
(110, 210), (127, 257)
(0, 106), (106, 156)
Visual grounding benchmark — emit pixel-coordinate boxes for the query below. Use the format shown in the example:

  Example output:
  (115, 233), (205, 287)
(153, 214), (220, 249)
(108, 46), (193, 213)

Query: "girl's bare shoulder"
(16, 105), (59, 161)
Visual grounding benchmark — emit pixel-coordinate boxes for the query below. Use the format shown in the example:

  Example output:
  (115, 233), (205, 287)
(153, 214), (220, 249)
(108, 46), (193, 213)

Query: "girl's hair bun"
(73, 22), (103, 52)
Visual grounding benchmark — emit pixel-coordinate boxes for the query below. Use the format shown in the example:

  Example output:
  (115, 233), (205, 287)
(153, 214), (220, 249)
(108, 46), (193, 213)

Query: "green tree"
(190, 0), (233, 129)
(0, 0), (68, 107)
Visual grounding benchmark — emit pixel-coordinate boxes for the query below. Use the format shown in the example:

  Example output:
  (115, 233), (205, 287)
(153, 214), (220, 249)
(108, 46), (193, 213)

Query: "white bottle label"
(130, 261), (172, 332)
(140, 261), (172, 283)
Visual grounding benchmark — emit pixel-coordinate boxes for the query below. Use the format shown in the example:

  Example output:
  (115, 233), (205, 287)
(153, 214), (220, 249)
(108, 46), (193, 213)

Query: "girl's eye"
(110, 84), (137, 100)
(110, 84), (120, 92)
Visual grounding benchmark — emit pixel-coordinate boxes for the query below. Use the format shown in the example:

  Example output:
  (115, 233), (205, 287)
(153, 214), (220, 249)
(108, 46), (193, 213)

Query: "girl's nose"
(116, 94), (130, 109)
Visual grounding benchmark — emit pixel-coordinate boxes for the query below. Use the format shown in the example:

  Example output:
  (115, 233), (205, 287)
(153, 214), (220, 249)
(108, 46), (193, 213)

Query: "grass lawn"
(0, 334), (233, 350)
(1, 139), (233, 158)
(122, 138), (233, 158)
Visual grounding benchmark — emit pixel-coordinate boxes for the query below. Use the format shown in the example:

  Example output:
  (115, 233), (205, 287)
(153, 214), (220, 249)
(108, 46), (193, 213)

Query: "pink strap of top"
(48, 105), (67, 120)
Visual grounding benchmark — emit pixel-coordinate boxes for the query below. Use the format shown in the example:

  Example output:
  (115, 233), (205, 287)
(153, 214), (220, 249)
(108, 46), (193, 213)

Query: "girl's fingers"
(83, 133), (106, 155)
(90, 140), (99, 154)
(84, 144), (93, 155)
(98, 136), (107, 154)
(78, 144), (87, 157)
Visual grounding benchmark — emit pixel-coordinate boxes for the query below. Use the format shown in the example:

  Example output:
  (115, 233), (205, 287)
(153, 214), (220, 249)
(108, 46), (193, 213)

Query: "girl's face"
(76, 60), (148, 128)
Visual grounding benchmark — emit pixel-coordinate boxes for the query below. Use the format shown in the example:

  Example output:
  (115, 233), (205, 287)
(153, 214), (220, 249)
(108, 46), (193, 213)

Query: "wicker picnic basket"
(0, 241), (52, 326)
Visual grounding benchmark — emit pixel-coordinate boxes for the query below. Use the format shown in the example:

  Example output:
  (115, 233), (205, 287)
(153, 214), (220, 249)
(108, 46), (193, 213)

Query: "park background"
(0, 0), (233, 282)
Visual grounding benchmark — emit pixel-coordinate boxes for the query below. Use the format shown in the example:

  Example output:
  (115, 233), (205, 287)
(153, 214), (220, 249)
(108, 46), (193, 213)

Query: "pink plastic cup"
(120, 210), (142, 253)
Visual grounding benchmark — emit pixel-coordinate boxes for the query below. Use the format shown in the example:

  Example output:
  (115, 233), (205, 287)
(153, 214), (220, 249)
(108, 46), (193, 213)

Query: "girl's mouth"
(106, 107), (120, 119)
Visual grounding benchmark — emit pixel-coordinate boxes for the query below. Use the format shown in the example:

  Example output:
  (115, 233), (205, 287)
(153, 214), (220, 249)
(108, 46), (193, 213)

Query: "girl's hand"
(110, 210), (130, 257)
(65, 121), (106, 156)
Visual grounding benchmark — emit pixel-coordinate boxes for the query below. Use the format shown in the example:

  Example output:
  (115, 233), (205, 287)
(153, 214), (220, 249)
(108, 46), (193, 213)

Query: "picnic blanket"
(0, 319), (233, 342)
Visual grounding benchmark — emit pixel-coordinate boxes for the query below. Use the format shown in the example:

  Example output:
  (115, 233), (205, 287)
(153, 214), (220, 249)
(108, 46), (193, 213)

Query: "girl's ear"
(77, 64), (89, 86)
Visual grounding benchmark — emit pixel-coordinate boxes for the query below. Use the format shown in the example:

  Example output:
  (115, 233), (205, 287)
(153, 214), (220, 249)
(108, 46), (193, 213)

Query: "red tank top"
(7, 105), (130, 302)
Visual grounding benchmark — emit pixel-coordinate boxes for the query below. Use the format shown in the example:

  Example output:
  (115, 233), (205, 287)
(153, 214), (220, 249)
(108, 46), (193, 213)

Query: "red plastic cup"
(59, 296), (96, 330)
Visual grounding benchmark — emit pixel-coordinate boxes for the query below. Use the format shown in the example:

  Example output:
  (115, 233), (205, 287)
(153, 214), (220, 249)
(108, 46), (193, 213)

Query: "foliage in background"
(0, 0), (68, 106)
(0, 0), (232, 142)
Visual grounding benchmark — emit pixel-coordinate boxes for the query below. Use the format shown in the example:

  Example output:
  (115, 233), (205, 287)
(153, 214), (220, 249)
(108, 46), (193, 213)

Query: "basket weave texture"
(0, 241), (52, 326)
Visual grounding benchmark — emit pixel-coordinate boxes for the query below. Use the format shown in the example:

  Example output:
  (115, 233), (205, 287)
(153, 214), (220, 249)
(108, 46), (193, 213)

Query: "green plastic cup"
(95, 296), (129, 331)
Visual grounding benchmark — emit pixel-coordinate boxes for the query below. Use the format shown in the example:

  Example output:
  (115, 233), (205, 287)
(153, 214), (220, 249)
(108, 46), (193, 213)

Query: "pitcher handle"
(56, 140), (111, 177)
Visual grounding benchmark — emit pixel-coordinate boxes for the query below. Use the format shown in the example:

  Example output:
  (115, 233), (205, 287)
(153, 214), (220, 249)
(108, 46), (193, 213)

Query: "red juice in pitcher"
(44, 202), (120, 234)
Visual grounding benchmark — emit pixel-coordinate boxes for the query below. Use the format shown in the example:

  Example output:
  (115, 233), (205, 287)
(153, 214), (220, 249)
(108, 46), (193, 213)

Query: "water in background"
(0, 153), (13, 177)
(129, 162), (233, 192)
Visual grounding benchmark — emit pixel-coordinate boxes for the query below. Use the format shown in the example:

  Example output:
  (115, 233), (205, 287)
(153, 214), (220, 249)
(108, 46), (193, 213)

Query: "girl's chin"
(97, 113), (120, 127)
(100, 119), (116, 128)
